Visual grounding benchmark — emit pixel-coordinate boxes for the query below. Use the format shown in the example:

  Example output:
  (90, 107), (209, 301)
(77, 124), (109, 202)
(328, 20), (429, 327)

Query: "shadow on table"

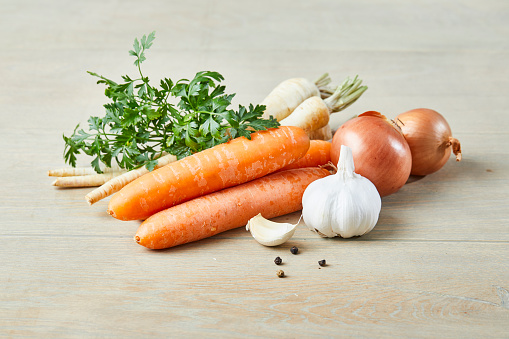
(360, 155), (498, 240)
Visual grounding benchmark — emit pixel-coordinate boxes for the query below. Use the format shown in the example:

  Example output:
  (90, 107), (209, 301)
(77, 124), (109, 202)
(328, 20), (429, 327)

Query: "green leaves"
(63, 32), (279, 172)
(129, 31), (155, 67)
(200, 115), (220, 138)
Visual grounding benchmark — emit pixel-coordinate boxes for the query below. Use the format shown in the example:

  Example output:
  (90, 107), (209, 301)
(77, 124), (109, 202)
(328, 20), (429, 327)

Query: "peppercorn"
(276, 270), (285, 278)
(318, 259), (326, 267)
(290, 246), (299, 255)
(274, 256), (282, 265)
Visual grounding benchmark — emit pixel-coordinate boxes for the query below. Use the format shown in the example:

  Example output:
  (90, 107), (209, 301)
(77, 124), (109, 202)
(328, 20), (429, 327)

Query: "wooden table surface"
(1, 0), (508, 337)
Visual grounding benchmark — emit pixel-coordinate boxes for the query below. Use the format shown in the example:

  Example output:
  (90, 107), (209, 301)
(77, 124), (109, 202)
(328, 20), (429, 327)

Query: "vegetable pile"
(49, 32), (463, 250)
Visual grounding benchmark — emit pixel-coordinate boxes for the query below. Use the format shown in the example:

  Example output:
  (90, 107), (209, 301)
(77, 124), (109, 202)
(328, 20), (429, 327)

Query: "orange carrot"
(135, 167), (330, 249)
(280, 140), (331, 170)
(108, 126), (310, 221)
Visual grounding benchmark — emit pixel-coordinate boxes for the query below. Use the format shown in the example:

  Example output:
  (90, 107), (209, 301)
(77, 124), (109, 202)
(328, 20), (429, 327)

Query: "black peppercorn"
(290, 246), (298, 255)
(274, 256), (282, 265)
(318, 259), (326, 267)
(276, 270), (285, 278)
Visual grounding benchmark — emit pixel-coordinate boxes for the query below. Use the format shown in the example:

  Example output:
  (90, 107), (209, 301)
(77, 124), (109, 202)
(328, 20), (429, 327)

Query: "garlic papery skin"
(302, 145), (381, 238)
(246, 213), (299, 246)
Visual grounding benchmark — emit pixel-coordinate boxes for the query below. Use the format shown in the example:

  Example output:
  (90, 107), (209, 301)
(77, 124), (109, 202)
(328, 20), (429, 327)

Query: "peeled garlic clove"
(246, 213), (299, 247)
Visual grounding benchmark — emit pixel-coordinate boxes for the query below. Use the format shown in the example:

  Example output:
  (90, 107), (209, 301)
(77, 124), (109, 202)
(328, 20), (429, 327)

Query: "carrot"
(108, 126), (310, 221)
(280, 140), (331, 170)
(51, 171), (126, 187)
(85, 154), (177, 205)
(261, 74), (332, 121)
(135, 167), (330, 249)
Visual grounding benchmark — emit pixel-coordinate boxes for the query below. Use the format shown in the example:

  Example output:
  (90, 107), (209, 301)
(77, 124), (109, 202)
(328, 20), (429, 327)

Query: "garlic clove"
(246, 213), (299, 247)
(302, 175), (340, 238)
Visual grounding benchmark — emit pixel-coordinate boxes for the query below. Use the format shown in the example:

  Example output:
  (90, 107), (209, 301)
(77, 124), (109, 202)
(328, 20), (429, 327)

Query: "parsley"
(63, 31), (279, 173)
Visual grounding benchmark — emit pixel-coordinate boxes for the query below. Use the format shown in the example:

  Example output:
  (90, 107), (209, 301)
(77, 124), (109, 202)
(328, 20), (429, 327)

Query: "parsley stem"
(85, 133), (165, 143)
(137, 58), (144, 79)
(194, 110), (223, 116)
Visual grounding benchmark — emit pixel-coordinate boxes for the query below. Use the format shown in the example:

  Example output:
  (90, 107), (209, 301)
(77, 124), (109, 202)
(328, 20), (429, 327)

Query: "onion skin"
(396, 108), (462, 176)
(331, 112), (412, 197)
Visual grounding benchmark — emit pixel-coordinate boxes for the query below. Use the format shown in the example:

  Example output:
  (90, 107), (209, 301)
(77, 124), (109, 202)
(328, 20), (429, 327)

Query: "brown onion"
(331, 111), (412, 197)
(396, 108), (461, 176)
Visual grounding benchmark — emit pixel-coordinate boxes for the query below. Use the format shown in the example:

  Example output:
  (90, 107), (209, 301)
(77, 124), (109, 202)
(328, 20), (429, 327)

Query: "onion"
(396, 108), (462, 176)
(331, 111), (412, 197)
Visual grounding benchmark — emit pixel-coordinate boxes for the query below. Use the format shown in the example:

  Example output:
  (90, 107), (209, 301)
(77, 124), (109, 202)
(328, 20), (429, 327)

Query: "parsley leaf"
(63, 32), (279, 172)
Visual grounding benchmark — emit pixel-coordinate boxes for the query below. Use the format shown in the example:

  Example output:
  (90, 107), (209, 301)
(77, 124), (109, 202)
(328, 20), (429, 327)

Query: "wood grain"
(1, 0), (508, 337)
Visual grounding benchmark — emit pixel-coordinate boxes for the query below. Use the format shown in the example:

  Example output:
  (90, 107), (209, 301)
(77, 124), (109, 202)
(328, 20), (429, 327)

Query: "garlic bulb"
(246, 213), (299, 246)
(302, 145), (381, 238)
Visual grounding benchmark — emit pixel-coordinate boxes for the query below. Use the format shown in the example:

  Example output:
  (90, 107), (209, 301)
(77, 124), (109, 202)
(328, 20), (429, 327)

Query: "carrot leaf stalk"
(63, 31), (279, 174)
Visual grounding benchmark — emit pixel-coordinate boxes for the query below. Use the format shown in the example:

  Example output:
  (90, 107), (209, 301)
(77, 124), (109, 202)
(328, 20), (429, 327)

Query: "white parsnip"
(48, 166), (124, 177)
(308, 124), (332, 141)
(52, 172), (125, 187)
(278, 76), (367, 137)
(261, 74), (332, 121)
(279, 96), (330, 132)
(85, 154), (177, 205)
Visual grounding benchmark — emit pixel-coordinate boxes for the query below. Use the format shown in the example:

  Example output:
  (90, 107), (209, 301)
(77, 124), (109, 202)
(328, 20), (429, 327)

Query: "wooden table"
(2, 0), (508, 337)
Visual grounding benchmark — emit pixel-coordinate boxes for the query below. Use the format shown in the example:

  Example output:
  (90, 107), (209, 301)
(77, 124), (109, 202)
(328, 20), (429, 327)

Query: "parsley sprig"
(63, 31), (279, 173)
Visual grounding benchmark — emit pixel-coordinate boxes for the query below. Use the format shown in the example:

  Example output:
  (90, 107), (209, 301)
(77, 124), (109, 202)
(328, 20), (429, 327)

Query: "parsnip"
(261, 74), (332, 121)
(308, 124), (332, 141)
(48, 166), (124, 177)
(85, 154), (177, 205)
(52, 172), (125, 187)
(279, 76), (367, 137)
(279, 96), (330, 132)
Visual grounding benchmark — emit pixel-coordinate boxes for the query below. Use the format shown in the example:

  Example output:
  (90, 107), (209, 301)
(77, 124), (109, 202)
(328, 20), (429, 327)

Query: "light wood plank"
(1, 0), (508, 337)
(1, 237), (508, 337)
